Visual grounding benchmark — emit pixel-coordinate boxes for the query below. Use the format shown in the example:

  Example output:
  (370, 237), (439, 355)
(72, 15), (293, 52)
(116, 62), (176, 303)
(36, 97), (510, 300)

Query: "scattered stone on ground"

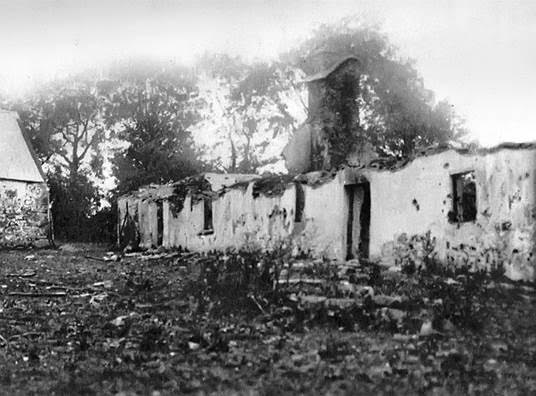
(0, 245), (535, 395)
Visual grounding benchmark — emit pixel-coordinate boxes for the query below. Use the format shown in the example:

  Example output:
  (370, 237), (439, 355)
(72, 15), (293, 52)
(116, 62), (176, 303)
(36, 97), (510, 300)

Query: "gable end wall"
(0, 179), (50, 247)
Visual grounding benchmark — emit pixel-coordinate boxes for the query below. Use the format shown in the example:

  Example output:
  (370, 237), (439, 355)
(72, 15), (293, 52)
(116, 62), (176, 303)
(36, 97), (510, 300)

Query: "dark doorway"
(359, 183), (371, 258)
(294, 182), (305, 222)
(345, 182), (370, 260)
(157, 201), (163, 246)
(119, 202), (140, 250)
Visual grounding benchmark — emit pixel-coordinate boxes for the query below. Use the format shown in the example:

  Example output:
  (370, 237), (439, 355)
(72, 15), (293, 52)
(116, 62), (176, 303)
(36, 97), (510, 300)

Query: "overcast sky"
(0, 0), (535, 146)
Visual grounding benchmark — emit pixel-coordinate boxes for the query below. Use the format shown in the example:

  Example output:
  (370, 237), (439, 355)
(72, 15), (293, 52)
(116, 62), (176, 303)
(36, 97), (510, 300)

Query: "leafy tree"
(103, 60), (205, 194)
(8, 79), (106, 241)
(47, 167), (103, 241)
(7, 100), (59, 166)
(15, 80), (106, 180)
(284, 18), (467, 163)
(229, 62), (300, 172)
(196, 54), (304, 173)
(199, 19), (465, 174)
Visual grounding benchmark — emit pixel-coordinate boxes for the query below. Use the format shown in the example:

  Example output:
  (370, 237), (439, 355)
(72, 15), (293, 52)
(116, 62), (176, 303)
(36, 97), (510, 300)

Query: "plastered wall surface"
(118, 147), (536, 281)
(365, 148), (536, 280)
(299, 176), (346, 259)
(138, 200), (158, 249)
(163, 183), (297, 252)
(118, 175), (348, 259)
(0, 179), (49, 247)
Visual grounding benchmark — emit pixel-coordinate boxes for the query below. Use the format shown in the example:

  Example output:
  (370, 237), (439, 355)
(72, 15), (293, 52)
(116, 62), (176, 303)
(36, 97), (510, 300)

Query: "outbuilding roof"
(0, 110), (46, 183)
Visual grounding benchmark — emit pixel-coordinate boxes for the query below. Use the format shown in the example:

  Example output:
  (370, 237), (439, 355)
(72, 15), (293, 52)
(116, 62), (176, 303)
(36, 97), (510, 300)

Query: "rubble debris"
(6, 270), (36, 278)
(59, 243), (80, 253)
(84, 255), (107, 262)
(7, 291), (67, 297)
(0, 247), (535, 394)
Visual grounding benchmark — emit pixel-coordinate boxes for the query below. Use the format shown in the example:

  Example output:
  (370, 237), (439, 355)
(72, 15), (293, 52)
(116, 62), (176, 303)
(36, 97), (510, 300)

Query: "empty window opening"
(157, 201), (163, 246)
(450, 171), (477, 223)
(295, 183), (305, 222)
(203, 197), (213, 232)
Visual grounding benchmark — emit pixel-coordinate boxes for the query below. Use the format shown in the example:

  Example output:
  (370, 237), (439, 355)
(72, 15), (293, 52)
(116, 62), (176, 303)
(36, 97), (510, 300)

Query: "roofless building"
(118, 59), (536, 281)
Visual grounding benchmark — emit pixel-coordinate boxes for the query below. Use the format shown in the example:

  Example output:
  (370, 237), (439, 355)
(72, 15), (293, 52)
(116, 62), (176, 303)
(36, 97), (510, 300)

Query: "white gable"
(0, 110), (45, 183)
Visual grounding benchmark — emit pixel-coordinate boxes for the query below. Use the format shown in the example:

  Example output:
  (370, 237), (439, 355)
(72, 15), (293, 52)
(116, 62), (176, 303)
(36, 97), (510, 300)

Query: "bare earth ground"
(0, 245), (536, 395)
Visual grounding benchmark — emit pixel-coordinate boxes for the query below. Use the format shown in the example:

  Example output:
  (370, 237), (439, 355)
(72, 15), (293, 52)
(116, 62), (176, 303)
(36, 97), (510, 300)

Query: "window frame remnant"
(450, 171), (477, 223)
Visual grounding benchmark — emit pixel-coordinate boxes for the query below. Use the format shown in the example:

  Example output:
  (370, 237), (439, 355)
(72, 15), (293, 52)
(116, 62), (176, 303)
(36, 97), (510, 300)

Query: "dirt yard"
(0, 245), (535, 395)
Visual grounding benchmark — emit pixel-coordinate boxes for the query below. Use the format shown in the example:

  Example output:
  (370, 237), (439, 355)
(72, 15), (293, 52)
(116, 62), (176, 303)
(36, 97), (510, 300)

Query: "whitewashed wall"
(362, 148), (536, 280)
(118, 148), (536, 280)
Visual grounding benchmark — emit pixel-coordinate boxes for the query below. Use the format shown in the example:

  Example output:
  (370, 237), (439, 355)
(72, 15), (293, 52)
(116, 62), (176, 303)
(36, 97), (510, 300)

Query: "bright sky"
(0, 0), (535, 146)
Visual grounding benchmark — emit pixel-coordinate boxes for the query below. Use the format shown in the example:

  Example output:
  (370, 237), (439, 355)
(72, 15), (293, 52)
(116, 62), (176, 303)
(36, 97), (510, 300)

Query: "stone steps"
(277, 258), (407, 313)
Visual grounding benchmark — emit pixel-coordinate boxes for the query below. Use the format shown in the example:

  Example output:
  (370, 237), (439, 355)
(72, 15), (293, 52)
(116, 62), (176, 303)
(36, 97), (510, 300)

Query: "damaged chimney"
(305, 56), (362, 170)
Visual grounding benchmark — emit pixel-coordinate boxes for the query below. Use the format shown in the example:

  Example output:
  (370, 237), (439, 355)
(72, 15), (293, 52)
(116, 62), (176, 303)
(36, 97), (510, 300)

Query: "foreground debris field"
(0, 246), (536, 395)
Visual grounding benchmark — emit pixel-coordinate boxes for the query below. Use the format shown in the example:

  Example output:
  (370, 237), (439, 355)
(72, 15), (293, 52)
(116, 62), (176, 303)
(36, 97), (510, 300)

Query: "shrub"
(184, 242), (295, 317)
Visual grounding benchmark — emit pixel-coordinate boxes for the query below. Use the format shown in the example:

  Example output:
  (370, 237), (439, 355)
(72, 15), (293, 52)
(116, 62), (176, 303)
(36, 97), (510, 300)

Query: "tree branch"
(57, 152), (72, 166)
(77, 132), (99, 162)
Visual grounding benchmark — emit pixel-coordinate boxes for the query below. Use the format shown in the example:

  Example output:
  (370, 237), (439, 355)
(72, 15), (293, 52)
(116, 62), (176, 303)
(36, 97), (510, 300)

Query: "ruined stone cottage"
(118, 59), (536, 281)
(0, 110), (50, 247)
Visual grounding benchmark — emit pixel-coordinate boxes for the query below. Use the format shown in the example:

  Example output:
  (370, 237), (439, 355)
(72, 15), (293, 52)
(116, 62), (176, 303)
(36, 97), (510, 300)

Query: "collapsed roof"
(120, 139), (536, 205)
